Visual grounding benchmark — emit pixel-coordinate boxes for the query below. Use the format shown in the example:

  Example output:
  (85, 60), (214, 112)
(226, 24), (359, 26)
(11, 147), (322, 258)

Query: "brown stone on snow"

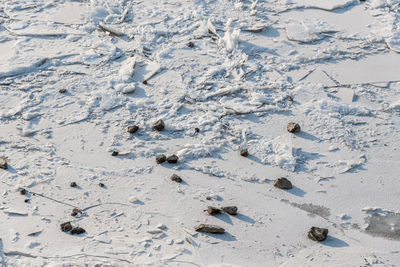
(308, 227), (328, 241)
(127, 125), (139, 134)
(240, 149), (248, 157)
(222, 206), (238, 215)
(273, 177), (292, 190)
(153, 119), (165, 131)
(156, 154), (167, 164)
(71, 208), (82, 217)
(195, 224), (225, 234)
(170, 174), (183, 183)
(60, 222), (72, 232)
(166, 155), (178, 164)
(287, 122), (301, 133)
(207, 206), (222, 215)
(0, 157), (7, 170)
(70, 227), (86, 235)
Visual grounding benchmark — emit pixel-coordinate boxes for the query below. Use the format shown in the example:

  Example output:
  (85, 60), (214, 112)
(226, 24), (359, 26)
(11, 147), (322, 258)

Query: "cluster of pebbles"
(1, 121), (328, 242)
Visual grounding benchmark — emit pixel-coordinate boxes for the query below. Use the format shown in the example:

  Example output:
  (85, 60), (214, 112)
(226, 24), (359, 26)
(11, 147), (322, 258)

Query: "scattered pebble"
(287, 122), (301, 133)
(287, 96), (293, 102)
(170, 174), (183, 183)
(156, 154), (167, 164)
(70, 182), (77, 188)
(111, 151), (119, 156)
(187, 41), (194, 48)
(273, 177), (293, 190)
(24, 199), (30, 203)
(195, 127), (200, 133)
(167, 155), (178, 164)
(308, 227), (328, 241)
(207, 206), (222, 215)
(240, 149), (249, 157)
(59, 88), (67, 93)
(70, 227), (86, 235)
(60, 222), (72, 232)
(127, 125), (139, 134)
(153, 119), (165, 131)
(0, 157), (8, 170)
(99, 182), (105, 188)
(142, 80), (148, 85)
(222, 206), (238, 215)
(20, 188), (27, 195)
(195, 224), (225, 234)
(71, 208), (82, 217)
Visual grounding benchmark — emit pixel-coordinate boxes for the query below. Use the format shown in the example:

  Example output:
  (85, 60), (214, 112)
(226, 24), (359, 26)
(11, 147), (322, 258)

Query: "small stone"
(166, 155), (178, 164)
(287, 96), (293, 102)
(170, 174), (182, 183)
(222, 206), (238, 215)
(70, 182), (77, 188)
(240, 149), (248, 157)
(60, 222), (72, 232)
(111, 151), (119, 156)
(59, 88), (67, 93)
(70, 227), (85, 235)
(207, 206), (222, 215)
(156, 154), (167, 164)
(24, 199), (30, 203)
(71, 208), (82, 217)
(20, 188), (27, 195)
(195, 224), (225, 234)
(127, 125), (139, 134)
(287, 122), (301, 133)
(187, 41), (194, 48)
(195, 127), (200, 133)
(0, 157), (8, 170)
(142, 80), (148, 85)
(153, 119), (165, 131)
(99, 182), (105, 188)
(273, 178), (292, 190)
(308, 227), (328, 242)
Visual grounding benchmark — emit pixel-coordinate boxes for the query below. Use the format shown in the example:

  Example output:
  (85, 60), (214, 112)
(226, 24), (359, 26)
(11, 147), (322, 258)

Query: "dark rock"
(0, 157), (8, 170)
(240, 149), (248, 157)
(70, 182), (77, 188)
(142, 80), (148, 85)
(287, 96), (293, 102)
(166, 155), (178, 164)
(308, 227), (328, 241)
(59, 88), (67, 93)
(99, 182), (105, 188)
(20, 188), (27, 195)
(156, 154), (167, 164)
(153, 119), (165, 131)
(195, 224), (225, 234)
(207, 206), (222, 215)
(111, 151), (119, 156)
(287, 122), (301, 133)
(70, 227), (86, 235)
(71, 208), (82, 217)
(170, 174), (183, 183)
(195, 127), (200, 133)
(24, 199), (30, 203)
(187, 41), (194, 48)
(60, 222), (72, 232)
(222, 206), (238, 215)
(127, 125), (139, 134)
(273, 177), (292, 190)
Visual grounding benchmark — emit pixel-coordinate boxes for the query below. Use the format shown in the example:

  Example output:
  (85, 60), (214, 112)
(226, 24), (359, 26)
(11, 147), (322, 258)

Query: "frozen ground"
(1, 0), (400, 266)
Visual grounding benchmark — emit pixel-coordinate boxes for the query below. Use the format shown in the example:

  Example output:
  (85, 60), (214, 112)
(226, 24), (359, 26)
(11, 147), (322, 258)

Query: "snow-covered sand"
(1, 0), (400, 266)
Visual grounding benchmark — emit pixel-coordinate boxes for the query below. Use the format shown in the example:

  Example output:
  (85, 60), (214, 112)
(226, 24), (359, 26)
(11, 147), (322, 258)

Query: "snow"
(1, 0), (400, 266)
